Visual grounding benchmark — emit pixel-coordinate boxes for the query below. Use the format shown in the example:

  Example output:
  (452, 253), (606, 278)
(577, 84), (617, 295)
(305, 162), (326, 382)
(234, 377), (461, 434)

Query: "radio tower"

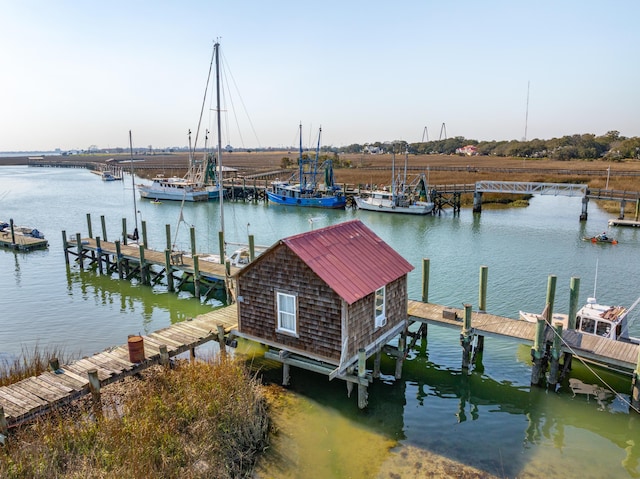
(422, 126), (429, 142)
(523, 81), (530, 141)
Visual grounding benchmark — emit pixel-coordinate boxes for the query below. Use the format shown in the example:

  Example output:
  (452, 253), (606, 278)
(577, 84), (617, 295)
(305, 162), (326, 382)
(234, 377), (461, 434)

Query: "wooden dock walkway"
(0, 305), (238, 429)
(67, 237), (239, 280)
(408, 300), (640, 371)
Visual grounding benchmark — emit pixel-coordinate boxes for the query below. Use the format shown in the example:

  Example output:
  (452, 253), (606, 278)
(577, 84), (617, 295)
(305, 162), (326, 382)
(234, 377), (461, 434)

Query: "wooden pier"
(0, 305), (238, 430)
(0, 220), (48, 251)
(407, 300), (640, 372)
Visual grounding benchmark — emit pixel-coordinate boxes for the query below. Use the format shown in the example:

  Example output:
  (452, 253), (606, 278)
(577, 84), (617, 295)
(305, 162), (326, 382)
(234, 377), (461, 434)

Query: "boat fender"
(297, 199), (301, 204)
(391, 205), (395, 209)
(379, 204), (382, 208)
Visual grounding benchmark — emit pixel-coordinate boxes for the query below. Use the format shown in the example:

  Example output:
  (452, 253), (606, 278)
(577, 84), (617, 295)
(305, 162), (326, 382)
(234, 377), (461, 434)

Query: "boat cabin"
(576, 298), (629, 340)
(234, 219), (413, 374)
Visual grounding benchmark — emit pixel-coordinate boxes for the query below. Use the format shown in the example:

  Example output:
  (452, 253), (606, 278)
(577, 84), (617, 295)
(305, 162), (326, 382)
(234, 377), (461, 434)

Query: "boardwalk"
(408, 300), (640, 371)
(0, 305), (237, 428)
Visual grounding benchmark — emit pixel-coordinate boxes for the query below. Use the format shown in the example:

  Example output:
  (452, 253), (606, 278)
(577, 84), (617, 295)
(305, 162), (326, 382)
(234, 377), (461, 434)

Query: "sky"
(1, 1), (639, 152)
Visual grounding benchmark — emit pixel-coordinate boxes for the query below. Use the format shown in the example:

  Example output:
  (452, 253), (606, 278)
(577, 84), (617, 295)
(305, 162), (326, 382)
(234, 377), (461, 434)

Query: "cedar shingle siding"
(237, 244), (408, 364)
(238, 244), (343, 361)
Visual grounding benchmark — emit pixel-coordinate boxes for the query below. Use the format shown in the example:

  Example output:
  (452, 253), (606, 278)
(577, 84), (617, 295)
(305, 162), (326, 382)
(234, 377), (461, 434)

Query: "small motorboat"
(583, 232), (617, 244)
(150, 199), (162, 205)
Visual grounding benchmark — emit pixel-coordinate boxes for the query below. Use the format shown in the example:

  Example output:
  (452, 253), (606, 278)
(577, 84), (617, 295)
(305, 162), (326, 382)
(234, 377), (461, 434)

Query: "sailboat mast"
(313, 127), (321, 187)
(129, 130), (139, 233)
(298, 122), (303, 189)
(214, 41), (224, 236)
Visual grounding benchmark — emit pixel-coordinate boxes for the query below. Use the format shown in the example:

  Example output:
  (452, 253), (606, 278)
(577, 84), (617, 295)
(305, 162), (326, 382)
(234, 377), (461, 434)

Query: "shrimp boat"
(267, 124), (346, 209)
(354, 150), (434, 215)
(519, 296), (640, 344)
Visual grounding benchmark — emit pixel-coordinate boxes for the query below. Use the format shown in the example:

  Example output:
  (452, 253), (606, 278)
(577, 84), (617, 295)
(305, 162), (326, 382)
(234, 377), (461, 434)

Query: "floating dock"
(609, 218), (640, 228)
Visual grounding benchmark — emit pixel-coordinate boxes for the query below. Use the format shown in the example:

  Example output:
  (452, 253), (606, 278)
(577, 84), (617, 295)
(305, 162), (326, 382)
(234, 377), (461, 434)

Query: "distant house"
(456, 145), (478, 156)
(234, 219), (413, 375)
(363, 145), (384, 154)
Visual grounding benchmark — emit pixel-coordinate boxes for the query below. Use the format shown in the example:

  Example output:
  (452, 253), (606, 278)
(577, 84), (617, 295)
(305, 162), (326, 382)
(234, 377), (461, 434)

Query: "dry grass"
(0, 358), (270, 479)
(0, 346), (72, 387)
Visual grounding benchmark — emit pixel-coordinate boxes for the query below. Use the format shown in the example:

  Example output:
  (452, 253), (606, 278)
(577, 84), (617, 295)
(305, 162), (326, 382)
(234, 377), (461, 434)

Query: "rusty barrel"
(128, 335), (145, 363)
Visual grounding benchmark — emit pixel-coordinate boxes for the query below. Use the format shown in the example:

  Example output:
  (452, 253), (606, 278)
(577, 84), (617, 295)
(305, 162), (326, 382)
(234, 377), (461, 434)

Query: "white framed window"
(277, 292), (297, 334)
(374, 286), (386, 328)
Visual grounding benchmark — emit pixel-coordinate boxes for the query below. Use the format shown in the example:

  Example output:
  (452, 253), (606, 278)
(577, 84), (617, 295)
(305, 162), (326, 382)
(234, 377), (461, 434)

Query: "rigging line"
(543, 317), (639, 414)
(219, 49), (262, 148)
(193, 44), (216, 151)
(220, 61), (243, 149)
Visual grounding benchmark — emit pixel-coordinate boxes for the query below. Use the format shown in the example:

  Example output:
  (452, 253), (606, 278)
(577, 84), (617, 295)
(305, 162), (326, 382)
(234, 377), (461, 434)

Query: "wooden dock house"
(233, 219), (414, 407)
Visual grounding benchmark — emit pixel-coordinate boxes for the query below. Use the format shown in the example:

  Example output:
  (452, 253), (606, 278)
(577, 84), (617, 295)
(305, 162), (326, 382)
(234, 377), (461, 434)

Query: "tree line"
(331, 131), (640, 161)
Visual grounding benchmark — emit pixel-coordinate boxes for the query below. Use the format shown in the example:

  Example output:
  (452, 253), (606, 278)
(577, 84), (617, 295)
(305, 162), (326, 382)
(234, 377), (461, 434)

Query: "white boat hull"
(354, 196), (434, 215)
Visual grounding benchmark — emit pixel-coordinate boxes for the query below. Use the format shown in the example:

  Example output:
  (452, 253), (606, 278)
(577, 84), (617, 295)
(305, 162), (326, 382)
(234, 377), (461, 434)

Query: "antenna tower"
(422, 126), (429, 142)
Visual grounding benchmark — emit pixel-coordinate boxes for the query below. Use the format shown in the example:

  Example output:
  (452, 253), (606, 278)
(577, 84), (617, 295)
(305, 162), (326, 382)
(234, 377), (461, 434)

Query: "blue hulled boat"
(266, 124), (346, 209)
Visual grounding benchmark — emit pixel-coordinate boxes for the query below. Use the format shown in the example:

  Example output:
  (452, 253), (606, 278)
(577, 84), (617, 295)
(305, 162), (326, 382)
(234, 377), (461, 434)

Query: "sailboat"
(354, 149), (434, 215)
(266, 124), (346, 208)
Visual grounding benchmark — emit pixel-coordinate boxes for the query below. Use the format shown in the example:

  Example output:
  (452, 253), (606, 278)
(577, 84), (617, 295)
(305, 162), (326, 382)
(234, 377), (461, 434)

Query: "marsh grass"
(0, 345), (72, 387)
(0, 358), (269, 479)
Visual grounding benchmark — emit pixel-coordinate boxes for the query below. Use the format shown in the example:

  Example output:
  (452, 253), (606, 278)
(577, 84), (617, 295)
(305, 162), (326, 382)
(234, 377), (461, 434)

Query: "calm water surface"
(1, 165), (640, 478)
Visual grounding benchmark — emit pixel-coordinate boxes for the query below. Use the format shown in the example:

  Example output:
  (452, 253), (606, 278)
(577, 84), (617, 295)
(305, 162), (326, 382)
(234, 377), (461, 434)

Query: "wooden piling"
(76, 232), (83, 270)
(86, 213), (93, 239)
(217, 324), (227, 357)
(49, 357), (60, 372)
(159, 344), (170, 367)
(358, 348), (368, 409)
(478, 265), (488, 312)
(96, 237), (103, 274)
(546, 275), (557, 319)
(87, 369), (102, 419)
(164, 249), (174, 291)
(141, 220), (148, 249)
(100, 215), (107, 242)
(165, 224), (171, 251)
(422, 258), (430, 303)
(62, 230), (70, 265)
(461, 304), (473, 370)
(122, 218), (128, 245)
(0, 406), (8, 441)
(218, 231), (225, 265)
(632, 348), (640, 411)
(249, 234), (255, 261)
(373, 349), (382, 379)
(139, 245), (148, 285)
(530, 308), (548, 386)
(548, 322), (564, 388)
(568, 276), (580, 330)
(115, 240), (123, 278)
(193, 256), (200, 299)
(395, 334), (406, 379)
(190, 226), (196, 257)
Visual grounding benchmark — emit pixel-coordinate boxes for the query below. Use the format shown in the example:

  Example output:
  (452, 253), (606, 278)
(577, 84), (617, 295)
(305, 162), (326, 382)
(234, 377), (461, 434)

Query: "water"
(2, 165), (640, 478)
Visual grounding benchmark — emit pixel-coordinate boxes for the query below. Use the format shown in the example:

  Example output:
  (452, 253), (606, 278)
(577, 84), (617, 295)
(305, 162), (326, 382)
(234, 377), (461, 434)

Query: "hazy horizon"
(2, 1), (639, 152)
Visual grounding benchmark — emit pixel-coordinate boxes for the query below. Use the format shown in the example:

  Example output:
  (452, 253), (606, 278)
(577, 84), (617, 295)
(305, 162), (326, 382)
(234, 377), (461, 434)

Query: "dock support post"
(546, 274), (557, 319)
(282, 363), (291, 387)
(76, 232), (84, 270)
(62, 230), (70, 265)
(193, 256), (201, 299)
(8, 219), (16, 245)
(217, 324), (227, 357)
(478, 265), (488, 312)
(395, 333), (406, 379)
(472, 191), (482, 213)
(100, 215), (107, 242)
(139, 245), (148, 285)
(632, 349), (640, 411)
(531, 309), (548, 386)
(580, 195), (589, 221)
(548, 322), (564, 388)
(461, 304), (473, 370)
(619, 200), (626, 220)
(164, 249), (174, 291)
(635, 198), (640, 222)
(0, 405), (7, 438)
(86, 213), (93, 239)
(568, 276), (580, 330)
(165, 224), (172, 251)
(159, 344), (169, 367)
(422, 258), (430, 303)
(373, 349), (382, 379)
(49, 357), (60, 372)
(218, 231), (225, 265)
(141, 220), (148, 249)
(96, 237), (103, 274)
(358, 348), (368, 409)
(122, 218), (128, 245)
(87, 369), (102, 419)
(190, 226), (196, 257)
(249, 234), (255, 261)
(115, 240), (123, 279)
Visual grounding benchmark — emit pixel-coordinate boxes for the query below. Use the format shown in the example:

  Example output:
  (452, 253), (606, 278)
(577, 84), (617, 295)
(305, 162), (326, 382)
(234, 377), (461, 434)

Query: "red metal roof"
(282, 219), (414, 305)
